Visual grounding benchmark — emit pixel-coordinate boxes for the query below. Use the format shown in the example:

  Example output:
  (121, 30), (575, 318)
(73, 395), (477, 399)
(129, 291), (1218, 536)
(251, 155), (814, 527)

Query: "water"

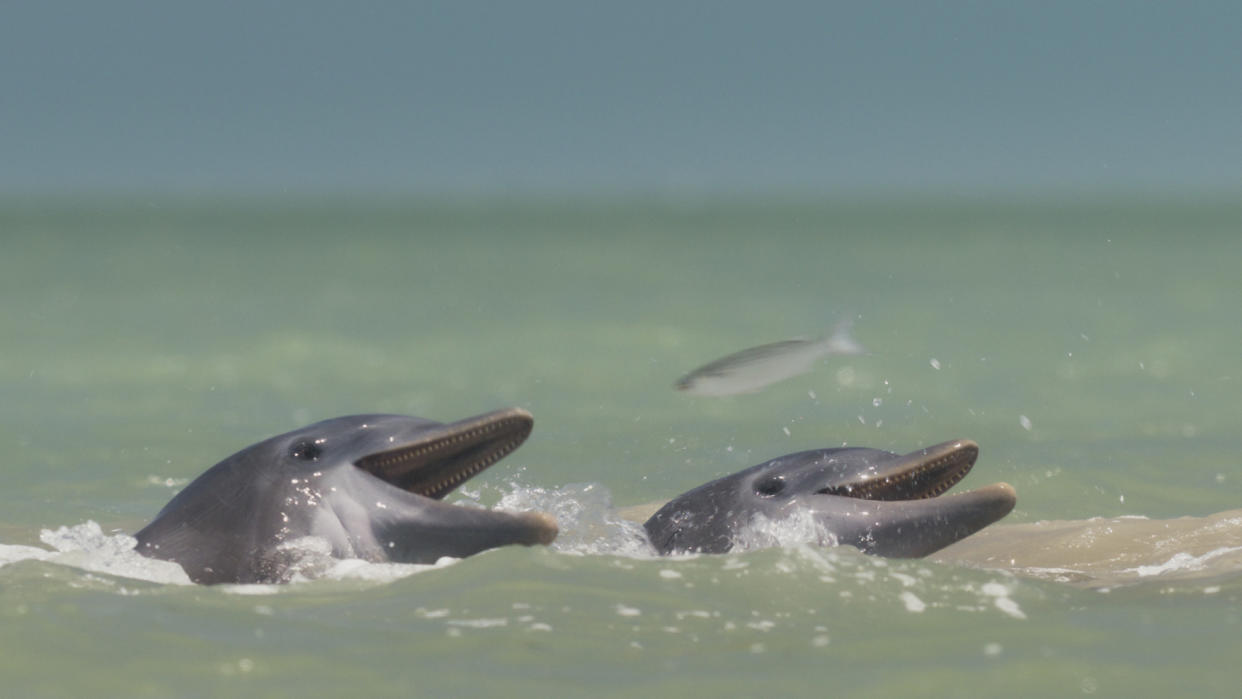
(2, 199), (1240, 696)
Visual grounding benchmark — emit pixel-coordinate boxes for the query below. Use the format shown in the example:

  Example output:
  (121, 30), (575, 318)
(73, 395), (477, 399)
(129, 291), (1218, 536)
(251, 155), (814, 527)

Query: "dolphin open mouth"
(817, 440), (983, 500)
(353, 407), (534, 500)
(809, 440), (1017, 558)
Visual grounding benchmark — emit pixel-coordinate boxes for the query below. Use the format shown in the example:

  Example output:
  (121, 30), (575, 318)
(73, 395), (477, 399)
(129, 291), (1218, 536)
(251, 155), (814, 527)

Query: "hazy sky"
(3, 1), (1240, 197)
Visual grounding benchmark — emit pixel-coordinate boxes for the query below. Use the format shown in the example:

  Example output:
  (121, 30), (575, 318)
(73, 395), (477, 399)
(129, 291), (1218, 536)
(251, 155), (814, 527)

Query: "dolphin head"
(644, 440), (1015, 558)
(135, 408), (557, 583)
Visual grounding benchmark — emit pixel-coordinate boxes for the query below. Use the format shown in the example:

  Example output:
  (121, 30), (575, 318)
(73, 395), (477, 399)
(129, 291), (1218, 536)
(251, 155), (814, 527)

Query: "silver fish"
(674, 319), (865, 397)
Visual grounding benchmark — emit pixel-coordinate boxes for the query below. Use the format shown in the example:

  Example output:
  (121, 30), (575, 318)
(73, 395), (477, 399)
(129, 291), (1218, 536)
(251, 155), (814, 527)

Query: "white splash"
(899, 591), (926, 613)
(615, 604), (642, 617)
(981, 581), (1026, 620)
(2, 522), (461, 589)
(446, 617), (509, 628)
(733, 510), (838, 551)
(271, 535), (453, 585)
(489, 481), (652, 557)
(0, 521), (193, 585)
(0, 543), (55, 566)
(145, 475), (189, 488)
(1125, 546), (1242, 578)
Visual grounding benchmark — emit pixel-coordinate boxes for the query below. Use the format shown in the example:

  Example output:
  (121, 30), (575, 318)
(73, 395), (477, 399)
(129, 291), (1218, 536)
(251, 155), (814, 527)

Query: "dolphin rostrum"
(134, 409), (558, 584)
(644, 440), (1015, 557)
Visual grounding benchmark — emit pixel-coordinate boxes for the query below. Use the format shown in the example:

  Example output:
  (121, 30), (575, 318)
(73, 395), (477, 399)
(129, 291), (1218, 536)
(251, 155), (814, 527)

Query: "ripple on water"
(2, 482), (1043, 630)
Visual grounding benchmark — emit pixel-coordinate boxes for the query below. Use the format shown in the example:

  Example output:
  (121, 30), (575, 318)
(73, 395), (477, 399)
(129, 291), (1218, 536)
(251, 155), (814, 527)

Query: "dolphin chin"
(134, 408), (558, 584)
(644, 440), (1016, 557)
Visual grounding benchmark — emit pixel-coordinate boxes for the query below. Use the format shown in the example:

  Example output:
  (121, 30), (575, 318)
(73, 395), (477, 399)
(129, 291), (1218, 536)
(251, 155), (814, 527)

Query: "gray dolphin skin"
(644, 440), (1016, 557)
(134, 408), (558, 584)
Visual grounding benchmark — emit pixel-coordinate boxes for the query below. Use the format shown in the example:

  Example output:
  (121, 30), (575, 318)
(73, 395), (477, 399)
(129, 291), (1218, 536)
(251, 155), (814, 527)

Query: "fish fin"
(822, 316), (866, 355)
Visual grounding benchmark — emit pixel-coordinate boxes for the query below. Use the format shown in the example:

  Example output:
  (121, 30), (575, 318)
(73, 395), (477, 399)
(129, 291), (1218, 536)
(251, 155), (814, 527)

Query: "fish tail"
(821, 316), (866, 355)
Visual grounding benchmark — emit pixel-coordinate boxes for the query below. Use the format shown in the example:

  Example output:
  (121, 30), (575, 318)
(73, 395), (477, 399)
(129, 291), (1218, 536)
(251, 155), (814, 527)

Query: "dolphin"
(644, 440), (1016, 557)
(134, 409), (558, 584)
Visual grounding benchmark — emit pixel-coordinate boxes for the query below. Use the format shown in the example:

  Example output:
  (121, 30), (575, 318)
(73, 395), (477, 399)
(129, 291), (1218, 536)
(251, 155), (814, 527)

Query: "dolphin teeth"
(357, 415), (531, 499)
(822, 446), (974, 501)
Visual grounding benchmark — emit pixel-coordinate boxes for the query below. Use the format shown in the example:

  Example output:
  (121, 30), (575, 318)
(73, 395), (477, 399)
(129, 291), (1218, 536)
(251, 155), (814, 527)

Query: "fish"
(674, 319), (865, 397)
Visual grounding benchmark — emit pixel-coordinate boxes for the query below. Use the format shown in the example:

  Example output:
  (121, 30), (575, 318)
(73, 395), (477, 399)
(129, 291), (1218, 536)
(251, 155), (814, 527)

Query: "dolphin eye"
(289, 440), (321, 461)
(755, 476), (785, 497)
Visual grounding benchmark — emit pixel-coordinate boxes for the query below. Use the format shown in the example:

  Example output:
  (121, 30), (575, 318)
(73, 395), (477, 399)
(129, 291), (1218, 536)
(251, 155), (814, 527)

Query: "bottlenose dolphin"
(134, 409), (558, 584)
(644, 440), (1015, 557)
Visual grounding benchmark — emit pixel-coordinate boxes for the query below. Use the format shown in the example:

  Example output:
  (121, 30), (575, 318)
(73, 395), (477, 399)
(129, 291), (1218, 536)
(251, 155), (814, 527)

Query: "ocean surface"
(1, 199), (1240, 696)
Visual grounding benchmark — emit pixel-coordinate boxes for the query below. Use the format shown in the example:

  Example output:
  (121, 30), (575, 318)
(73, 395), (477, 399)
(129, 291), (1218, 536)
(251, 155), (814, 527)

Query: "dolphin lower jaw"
(819, 482), (1018, 557)
(366, 502), (560, 563)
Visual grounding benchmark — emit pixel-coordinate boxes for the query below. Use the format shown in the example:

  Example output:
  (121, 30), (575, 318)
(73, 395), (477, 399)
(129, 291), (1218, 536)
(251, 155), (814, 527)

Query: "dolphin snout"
(523, 512), (559, 545)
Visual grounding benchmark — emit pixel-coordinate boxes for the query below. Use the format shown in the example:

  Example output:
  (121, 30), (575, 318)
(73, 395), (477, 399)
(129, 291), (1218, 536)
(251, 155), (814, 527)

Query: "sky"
(2, 1), (1240, 198)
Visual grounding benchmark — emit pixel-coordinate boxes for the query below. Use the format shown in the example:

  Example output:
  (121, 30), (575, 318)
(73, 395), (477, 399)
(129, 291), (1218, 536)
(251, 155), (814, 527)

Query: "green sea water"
(1, 199), (1240, 697)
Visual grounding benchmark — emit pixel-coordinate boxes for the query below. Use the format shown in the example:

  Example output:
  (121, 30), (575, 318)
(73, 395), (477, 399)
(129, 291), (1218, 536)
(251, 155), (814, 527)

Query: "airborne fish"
(674, 319), (865, 397)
